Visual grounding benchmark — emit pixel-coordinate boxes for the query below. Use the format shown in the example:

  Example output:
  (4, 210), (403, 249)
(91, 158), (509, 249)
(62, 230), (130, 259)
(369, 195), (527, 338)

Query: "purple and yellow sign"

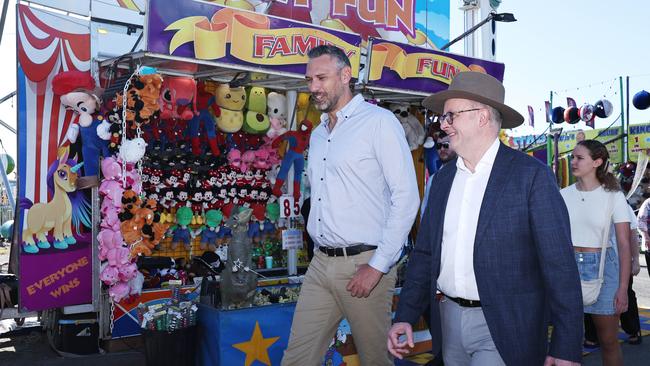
(367, 39), (505, 94)
(147, 0), (361, 77)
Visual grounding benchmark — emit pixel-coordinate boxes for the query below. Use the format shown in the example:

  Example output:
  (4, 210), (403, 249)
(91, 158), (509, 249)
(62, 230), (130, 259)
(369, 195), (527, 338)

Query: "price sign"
(282, 229), (303, 250)
(278, 195), (301, 218)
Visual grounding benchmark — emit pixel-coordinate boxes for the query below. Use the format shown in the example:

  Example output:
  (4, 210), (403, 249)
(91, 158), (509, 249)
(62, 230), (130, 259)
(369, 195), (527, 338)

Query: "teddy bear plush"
(389, 103), (425, 151)
(266, 92), (288, 139)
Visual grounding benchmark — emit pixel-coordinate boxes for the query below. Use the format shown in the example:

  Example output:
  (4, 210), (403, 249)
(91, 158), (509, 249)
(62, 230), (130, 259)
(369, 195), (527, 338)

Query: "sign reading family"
(366, 39), (505, 95)
(147, 0), (361, 77)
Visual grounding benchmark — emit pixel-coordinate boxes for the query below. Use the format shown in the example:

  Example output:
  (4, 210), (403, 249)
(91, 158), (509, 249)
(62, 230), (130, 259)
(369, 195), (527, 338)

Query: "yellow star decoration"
(232, 321), (280, 366)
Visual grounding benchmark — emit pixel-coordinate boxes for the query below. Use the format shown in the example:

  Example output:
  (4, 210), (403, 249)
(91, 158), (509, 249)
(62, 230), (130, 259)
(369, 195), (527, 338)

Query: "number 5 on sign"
(279, 195), (301, 218)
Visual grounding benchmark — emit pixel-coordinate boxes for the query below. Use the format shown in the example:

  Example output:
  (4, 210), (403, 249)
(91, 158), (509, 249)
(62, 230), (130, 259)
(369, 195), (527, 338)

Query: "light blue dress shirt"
(307, 94), (420, 273)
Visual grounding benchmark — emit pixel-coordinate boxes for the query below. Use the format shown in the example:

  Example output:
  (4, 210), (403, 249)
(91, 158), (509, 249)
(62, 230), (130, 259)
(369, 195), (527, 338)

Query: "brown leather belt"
(318, 244), (377, 257)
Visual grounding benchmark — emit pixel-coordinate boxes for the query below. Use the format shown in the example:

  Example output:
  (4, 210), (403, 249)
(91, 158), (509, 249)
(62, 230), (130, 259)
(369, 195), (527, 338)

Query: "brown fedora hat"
(422, 71), (524, 129)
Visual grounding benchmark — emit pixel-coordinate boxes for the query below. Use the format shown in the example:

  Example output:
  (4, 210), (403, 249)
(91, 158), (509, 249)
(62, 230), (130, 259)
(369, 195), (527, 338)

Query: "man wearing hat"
(387, 72), (582, 365)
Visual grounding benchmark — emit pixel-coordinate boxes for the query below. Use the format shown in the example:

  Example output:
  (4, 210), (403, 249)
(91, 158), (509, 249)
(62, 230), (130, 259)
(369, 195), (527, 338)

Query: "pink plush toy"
(227, 149), (242, 170)
(107, 246), (130, 267)
(99, 180), (124, 204)
(101, 206), (121, 231)
(240, 150), (256, 173)
(124, 169), (142, 194)
(98, 228), (124, 261)
(118, 262), (139, 282)
(109, 281), (131, 302)
(100, 263), (119, 285)
(101, 156), (122, 180)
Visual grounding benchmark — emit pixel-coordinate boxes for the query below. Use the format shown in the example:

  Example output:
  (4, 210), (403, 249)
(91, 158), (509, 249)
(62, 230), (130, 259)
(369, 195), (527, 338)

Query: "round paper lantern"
(0, 220), (12, 241)
(564, 106), (580, 124)
(551, 106), (565, 124)
(594, 99), (613, 118)
(0, 154), (14, 175)
(579, 104), (595, 122)
(633, 90), (650, 110)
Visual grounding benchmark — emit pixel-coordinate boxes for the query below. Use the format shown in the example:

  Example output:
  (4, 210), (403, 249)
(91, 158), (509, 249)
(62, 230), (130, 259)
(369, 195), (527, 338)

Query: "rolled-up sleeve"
(368, 116), (420, 273)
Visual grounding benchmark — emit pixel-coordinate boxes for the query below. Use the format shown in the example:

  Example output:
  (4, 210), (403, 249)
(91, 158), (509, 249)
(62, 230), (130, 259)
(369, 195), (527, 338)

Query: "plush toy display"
(159, 76), (197, 121)
(195, 209), (223, 250)
(243, 86), (270, 134)
(266, 92), (288, 139)
(213, 83), (246, 133)
(272, 120), (313, 200)
(52, 71), (110, 177)
(170, 206), (194, 250)
(389, 103), (425, 151)
(189, 81), (221, 156)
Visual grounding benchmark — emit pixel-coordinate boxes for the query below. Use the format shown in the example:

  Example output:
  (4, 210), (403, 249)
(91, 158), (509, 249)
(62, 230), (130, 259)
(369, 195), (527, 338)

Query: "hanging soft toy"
(266, 92), (288, 139)
(170, 206), (193, 250)
(271, 120), (313, 200)
(213, 83), (246, 133)
(243, 86), (270, 134)
(189, 81), (221, 156)
(195, 209), (223, 250)
(52, 71), (110, 177)
(119, 137), (148, 163)
(159, 76), (197, 121)
(389, 103), (425, 151)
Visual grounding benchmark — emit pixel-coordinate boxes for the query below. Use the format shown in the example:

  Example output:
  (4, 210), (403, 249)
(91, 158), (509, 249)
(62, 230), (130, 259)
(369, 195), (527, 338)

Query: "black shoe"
(583, 340), (599, 348)
(627, 332), (643, 345)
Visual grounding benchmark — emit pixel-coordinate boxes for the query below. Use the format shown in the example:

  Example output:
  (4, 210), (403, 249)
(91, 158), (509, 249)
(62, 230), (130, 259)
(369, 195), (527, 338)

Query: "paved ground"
(0, 253), (649, 365)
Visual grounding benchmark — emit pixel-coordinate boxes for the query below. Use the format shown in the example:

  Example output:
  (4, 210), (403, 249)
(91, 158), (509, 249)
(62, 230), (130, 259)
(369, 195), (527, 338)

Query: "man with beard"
(282, 45), (419, 366)
(421, 132), (457, 216)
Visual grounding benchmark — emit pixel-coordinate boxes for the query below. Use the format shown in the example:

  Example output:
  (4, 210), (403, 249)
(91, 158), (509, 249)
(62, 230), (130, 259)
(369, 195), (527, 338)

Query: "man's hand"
(544, 356), (580, 366)
(387, 322), (414, 359)
(346, 264), (382, 298)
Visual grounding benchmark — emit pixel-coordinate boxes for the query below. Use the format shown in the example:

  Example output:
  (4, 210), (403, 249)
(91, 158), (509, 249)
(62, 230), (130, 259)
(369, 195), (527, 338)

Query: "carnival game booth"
(89, 1), (366, 364)
(103, 8), (511, 364)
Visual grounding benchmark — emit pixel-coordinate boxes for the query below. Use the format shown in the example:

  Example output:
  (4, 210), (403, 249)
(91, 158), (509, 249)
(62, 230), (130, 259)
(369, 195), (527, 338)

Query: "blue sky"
(2, 0), (650, 163)
(450, 0), (650, 138)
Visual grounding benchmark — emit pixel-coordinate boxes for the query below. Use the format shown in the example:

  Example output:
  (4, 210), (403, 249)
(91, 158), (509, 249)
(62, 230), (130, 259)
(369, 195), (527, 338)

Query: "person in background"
(584, 203), (643, 346)
(637, 196), (650, 277)
(282, 45), (419, 366)
(561, 140), (631, 366)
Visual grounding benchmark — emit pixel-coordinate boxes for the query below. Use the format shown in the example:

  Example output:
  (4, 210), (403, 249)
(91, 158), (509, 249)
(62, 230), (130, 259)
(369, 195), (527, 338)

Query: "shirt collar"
(456, 138), (500, 174)
(319, 94), (365, 132)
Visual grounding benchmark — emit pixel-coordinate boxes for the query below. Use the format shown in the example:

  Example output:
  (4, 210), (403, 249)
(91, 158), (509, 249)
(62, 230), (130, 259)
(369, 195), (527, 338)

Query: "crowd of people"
(281, 45), (646, 366)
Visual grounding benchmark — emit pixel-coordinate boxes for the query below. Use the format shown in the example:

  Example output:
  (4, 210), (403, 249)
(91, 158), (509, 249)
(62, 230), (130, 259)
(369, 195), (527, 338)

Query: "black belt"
(445, 295), (482, 308)
(318, 244), (377, 257)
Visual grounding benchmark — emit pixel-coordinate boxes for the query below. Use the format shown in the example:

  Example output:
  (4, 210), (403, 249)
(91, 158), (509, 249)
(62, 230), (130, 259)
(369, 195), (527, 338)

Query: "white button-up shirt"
(438, 138), (500, 300)
(307, 94), (420, 273)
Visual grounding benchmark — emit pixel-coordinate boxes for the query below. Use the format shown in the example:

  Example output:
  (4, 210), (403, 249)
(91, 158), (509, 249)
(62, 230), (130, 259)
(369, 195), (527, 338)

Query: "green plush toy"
(242, 110), (270, 134)
(246, 86), (267, 113)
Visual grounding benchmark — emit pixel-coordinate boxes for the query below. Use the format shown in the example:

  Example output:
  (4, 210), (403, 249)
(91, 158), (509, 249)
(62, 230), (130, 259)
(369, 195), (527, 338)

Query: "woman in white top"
(560, 140), (631, 366)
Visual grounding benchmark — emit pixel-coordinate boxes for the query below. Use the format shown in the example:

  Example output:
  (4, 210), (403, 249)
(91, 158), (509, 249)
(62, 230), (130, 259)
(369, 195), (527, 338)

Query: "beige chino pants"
(282, 249), (396, 366)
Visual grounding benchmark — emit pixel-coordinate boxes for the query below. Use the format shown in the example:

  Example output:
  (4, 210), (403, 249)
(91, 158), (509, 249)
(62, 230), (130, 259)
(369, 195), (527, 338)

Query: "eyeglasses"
(435, 142), (450, 150)
(438, 108), (483, 125)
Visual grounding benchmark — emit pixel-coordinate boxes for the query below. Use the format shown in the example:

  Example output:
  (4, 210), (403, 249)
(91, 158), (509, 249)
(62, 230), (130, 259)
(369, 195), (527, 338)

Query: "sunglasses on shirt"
(435, 142), (450, 150)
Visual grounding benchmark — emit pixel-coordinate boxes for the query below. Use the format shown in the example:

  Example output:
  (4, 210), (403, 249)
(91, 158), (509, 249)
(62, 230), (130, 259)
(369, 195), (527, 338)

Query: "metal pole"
(286, 90), (298, 276)
(547, 92), (553, 167)
(620, 76), (625, 163)
(625, 76), (630, 162)
(441, 13), (493, 51)
(0, 0), (9, 46)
